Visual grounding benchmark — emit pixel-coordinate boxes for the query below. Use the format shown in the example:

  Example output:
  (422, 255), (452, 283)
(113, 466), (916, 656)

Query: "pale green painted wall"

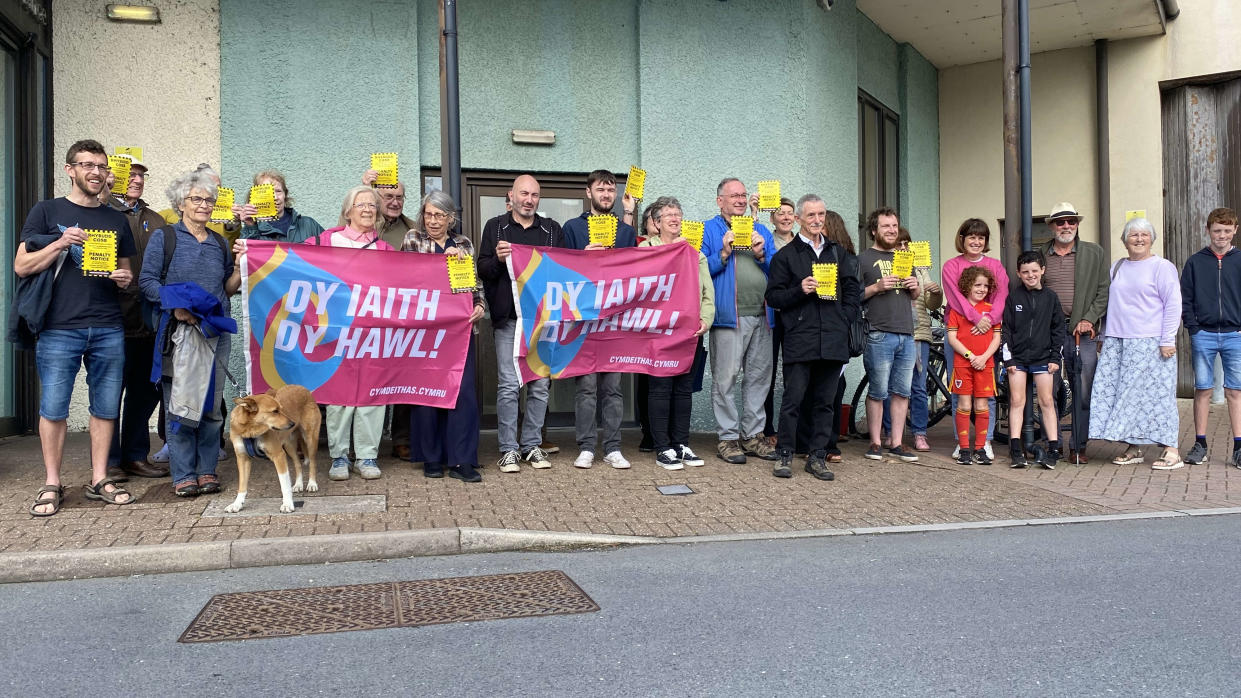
(217, 0), (939, 433)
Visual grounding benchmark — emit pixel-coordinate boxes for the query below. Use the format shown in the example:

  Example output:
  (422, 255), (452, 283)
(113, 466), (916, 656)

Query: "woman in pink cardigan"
(941, 218), (1010, 458)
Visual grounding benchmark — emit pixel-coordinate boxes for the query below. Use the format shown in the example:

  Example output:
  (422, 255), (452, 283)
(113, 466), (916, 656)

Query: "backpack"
(142, 226), (231, 331)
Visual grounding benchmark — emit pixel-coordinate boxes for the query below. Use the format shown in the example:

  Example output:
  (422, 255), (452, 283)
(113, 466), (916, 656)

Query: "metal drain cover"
(179, 570), (598, 643)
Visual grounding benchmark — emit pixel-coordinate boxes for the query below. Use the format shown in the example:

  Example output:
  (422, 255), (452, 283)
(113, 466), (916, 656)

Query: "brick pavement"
(0, 399), (1236, 556)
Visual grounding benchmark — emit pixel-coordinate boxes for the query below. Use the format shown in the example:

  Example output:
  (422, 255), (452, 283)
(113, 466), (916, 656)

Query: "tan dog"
(225, 384), (321, 514)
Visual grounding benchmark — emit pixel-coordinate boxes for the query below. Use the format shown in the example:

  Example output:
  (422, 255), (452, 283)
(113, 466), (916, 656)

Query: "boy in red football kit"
(947, 266), (1002, 464)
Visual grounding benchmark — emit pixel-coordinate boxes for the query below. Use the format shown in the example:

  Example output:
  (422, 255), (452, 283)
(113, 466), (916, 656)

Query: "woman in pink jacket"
(941, 218), (1010, 458)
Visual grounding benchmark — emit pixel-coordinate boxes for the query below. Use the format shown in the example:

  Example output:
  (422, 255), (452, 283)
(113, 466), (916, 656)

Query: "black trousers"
(777, 359), (844, 456)
(765, 319), (816, 450)
(109, 336), (162, 465)
(648, 339), (704, 453)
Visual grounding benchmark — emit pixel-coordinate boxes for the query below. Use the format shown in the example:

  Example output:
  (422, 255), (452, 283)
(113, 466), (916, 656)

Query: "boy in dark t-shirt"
(16, 139), (137, 516)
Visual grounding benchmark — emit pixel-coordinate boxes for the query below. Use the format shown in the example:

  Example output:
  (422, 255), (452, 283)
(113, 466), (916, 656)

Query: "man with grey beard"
(1039, 202), (1109, 464)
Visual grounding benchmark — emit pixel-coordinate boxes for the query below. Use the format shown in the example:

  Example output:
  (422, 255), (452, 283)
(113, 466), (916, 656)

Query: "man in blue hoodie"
(1180, 207), (1241, 468)
(702, 178), (777, 464)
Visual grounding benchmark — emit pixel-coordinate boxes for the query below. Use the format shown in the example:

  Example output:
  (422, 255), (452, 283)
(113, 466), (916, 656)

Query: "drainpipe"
(1160, 0), (1180, 21)
(1018, 0), (1032, 252)
(1095, 40), (1111, 258)
(1001, 0), (1020, 271)
(439, 0), (463, 219)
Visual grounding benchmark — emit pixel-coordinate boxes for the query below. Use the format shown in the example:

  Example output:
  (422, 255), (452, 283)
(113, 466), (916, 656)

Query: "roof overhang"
(856, 0), (1168, 69)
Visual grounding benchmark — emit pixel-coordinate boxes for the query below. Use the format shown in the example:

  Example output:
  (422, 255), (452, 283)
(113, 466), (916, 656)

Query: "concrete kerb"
(3, 508), (1240, 584)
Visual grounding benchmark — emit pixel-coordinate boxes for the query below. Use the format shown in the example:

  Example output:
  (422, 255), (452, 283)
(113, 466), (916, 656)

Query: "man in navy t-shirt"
(16, 139), (137, 516)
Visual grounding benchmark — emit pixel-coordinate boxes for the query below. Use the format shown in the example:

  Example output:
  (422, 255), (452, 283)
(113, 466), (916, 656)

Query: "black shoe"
(973, 450), (992, 465)
(1010, 449), (1028, 468)
(804, 452), (835, 481)
(448, 463), (482, 482)
(956, 449), (973, 465)
(773, 451), (793, 479)
(424, 462), (445, 478)
(638, 435), (655, 453)
(174, 482), (200, 497)
(1046, 444), (1062, 465)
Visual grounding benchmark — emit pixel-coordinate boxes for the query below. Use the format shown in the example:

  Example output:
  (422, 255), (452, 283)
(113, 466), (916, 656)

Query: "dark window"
(858, 90), (899, 246)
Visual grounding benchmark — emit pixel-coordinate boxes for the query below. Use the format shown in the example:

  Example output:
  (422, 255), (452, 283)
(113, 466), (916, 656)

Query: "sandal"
(1152, 450), (1186, 471)
(197, 474), (221, 495)
(83, 476), (134, 505)
(29, 485), (64, 517)
(1111, 447), (1144, 465)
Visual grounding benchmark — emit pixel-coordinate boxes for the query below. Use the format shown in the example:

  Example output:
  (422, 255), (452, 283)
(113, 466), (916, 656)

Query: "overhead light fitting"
(106, 4), (161, 24)
(511, 129), (555, 146)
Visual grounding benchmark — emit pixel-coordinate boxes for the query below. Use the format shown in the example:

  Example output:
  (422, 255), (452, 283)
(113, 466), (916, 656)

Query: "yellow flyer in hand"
(108, 155), (131, 195)
(446, 255), (477, 293)
(757, 180), (781, 210)
(115, 146), (143, 161)
(892, 250), (914, 278)
(681, 221), (704, 252)
(371, 152), (398, 188)
(730, 216), (754, 249)
(211, 187), (235, 223)
(625, 166), (646, 200)
(812, 263), (838, 299)
(250, 184), (278, 221)
(908, 241), (932, 268)
(588, 215), (617, 247)
(82, 229), (117, 277)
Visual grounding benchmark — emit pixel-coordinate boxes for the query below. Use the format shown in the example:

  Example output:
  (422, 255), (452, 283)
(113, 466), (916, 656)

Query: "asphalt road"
(3, 516), (1240, 697)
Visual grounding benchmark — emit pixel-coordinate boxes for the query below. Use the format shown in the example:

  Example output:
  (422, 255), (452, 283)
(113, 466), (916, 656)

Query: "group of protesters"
(14, 139), (1241, 517)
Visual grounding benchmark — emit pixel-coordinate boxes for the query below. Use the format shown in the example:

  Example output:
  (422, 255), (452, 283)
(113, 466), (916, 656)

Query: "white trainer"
(603, 451), (631, 469)
(573, 450), (595, 469)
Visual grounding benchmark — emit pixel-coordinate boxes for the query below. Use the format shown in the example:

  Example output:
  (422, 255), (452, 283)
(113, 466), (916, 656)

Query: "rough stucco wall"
(219, 0), (420, 226)
(938, 47), (1099, 256)
(805, 0), (860, 220)
(855, 11), (899, 110)
(898, 43), (939, 258)
(53, 0), (221, 199)
(54, 0), (221, 431)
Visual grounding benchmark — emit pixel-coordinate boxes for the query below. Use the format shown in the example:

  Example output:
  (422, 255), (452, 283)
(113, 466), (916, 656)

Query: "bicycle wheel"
(849, 376), (870, 438)
(925, 348), (952, 428)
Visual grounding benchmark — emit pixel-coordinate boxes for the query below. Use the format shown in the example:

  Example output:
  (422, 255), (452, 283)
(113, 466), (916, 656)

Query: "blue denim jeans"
(35, 327), (124, 421)
(1190, 330), (1241, 390)
(161, 380), (223, 487)
(884, 340), (931, 437)
(863, 331), (915, 401)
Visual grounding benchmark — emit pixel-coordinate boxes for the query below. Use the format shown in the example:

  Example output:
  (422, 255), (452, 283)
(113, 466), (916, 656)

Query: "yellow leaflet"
(731, 216), (754, 249)
(681, 221), (704, 252)
(908, 241), (932, 268)
(82, 229), (117, 277)
(812, 262), (838, 299)
(114, 146), (143, 161)
(108, 155), (131, 195)
(211, 187), (235, 223)
(757, 180), (781, 210)
(588, 215), (617, 247)
(371, 152), (398, 187)
(446, 254), (477, 293)
(625, 166), (646, 199)
(892, 250), (914, 279)
(250, 183), (278, 220)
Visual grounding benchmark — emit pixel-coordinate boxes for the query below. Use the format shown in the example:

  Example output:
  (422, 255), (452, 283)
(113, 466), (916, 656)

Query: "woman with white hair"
(1089, 217), (1184, 469)
(306, 186), (394, 482)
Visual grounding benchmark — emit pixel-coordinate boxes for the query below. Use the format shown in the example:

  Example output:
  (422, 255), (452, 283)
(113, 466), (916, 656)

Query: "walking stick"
(1069, 332), (1083, 462)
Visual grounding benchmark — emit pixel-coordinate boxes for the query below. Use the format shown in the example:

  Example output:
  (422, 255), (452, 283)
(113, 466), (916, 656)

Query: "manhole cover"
(179, 570), (598, 643)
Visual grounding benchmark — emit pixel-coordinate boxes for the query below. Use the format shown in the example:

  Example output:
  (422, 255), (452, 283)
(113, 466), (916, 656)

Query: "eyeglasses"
(70, 162), (110, 173)
(353, 202), (379, 210)
(186, 195), (217, 207)
(380, 193), (405, 202)
(423, 211), (452, 222)
(1051, 218), (1079, 227)
(725, 193), (749, 200)
(129, 171), (148, 180)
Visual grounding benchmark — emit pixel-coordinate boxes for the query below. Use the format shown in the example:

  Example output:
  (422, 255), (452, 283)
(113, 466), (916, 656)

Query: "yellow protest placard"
(757, 180), (781, 210)
(588, 215), (617, 247)
(82, 229), (117, 277)
(211, 187), (235, 223)
(812, 262), (838, 299)
(1125, 209), (1146, 222)
(108, 155), (131, 195)
(446, 255), (477, 293)
(625, 166), (646, 200)
(115, 146), (143, 162)
(250, 183), (278, 221)
(892, 250), (914, 279)
(908, 241), (932, 268)
(730, 216), (754, 249)
(681, 220), (704, 252)
(371, 152), (398, 188)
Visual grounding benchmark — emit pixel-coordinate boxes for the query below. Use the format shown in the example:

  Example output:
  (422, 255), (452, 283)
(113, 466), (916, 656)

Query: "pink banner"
(242, 241), (473, 408)
(507, 243), (701, 383)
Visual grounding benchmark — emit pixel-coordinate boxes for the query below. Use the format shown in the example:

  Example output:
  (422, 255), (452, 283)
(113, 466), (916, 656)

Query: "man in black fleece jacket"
(476, 174), (565, 473)
(1001, 251), (1066, 468)
(1180, 207), (1241, 468)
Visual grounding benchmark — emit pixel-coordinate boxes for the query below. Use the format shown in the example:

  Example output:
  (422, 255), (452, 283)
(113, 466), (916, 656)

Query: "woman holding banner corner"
(639, 196), (713, 470)
(305, 186), (394, 482)
(400, 190), (486, 482)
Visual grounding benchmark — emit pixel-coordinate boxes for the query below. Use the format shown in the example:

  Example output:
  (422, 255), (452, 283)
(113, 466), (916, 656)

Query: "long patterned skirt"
(1088, 337), (1178, 447)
